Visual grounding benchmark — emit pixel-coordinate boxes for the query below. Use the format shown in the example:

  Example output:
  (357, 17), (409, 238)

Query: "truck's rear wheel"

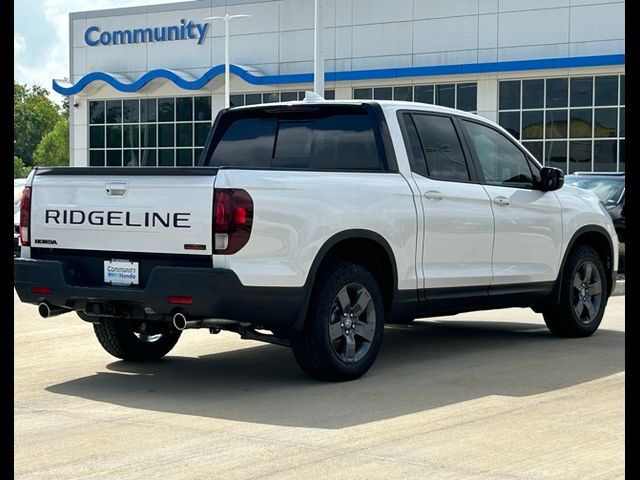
(93, 318), (181, 361)
(543, 245), (608, 337)
(292, 260), (385, 381)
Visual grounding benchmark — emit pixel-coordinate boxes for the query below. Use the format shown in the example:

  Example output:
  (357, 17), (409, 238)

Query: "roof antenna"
(303, 91), (325, 102)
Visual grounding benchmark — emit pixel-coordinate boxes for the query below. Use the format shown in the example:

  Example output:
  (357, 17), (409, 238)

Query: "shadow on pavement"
(47, 319), (624, 429)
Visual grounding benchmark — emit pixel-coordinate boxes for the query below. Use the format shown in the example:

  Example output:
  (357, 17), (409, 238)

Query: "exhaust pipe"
(172, 312), (201, 331)
(38, 302), (67, 318)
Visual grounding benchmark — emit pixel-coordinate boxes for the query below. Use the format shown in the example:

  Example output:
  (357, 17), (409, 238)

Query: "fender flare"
(551, 224), (616, 303)
(293, 229), (400, 331)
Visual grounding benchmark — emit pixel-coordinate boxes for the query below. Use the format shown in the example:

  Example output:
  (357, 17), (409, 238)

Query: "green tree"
(14, 156), (31, 178)
(14, 82), (61, 166)
(61, 97), (70, 118)
(33, 118), (69, 167)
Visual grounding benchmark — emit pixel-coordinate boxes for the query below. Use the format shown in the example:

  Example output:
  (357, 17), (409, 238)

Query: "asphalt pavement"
(14, 292), (625, 479)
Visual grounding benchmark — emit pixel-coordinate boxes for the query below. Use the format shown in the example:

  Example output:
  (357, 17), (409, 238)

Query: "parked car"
(14, 179), (26, 257)
(564, 173), (625, 242)
(14, 100), (618, 381)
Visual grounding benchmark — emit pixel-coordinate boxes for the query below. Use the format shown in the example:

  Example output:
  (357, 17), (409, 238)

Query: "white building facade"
(59, 0), (625, 172)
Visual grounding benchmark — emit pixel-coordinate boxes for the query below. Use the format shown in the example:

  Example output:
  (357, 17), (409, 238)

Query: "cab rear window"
(202, 105), (384, 171)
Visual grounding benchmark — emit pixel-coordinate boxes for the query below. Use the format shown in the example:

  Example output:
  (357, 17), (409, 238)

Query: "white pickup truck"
(15, 99), (618, 381)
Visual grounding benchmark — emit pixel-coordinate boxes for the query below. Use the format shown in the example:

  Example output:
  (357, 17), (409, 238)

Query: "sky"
(14, 0), (179, 103)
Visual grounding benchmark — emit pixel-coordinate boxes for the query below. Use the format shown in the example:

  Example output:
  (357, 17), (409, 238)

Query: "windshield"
(564, 176), (624, 205)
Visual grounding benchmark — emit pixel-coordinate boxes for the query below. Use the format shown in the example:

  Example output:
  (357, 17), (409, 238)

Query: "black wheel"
(292, 260), (385, 381)
(93, 318), (182, 361)
(543, 245), (608, 337)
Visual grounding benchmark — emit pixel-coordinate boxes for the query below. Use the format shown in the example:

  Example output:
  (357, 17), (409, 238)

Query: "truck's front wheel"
(292, 260), (385, 381)
(543, 245), (608, 337)
(93, 318), (181, 361)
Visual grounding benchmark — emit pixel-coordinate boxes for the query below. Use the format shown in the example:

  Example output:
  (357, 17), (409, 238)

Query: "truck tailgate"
(30, 170), (216, 255)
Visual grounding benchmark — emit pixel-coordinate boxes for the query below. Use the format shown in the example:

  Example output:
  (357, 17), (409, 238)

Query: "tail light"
(213, 189), (253, 254)
(19, 186), (32, 247)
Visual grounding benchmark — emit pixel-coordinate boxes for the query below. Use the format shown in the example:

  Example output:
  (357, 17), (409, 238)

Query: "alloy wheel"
(572, 260), (603, 324)
(328, 283), (376, 363)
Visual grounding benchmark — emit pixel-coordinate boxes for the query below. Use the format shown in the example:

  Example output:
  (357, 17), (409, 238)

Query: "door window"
(405, 113), (470, 181)
(462, 120), (534, 188)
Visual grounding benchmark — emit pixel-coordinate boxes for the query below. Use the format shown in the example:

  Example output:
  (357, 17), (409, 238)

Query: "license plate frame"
(104, 259), (139, 286)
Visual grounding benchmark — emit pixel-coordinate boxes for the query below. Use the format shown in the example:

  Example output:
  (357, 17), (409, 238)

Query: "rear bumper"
(14, 258), (304, 331)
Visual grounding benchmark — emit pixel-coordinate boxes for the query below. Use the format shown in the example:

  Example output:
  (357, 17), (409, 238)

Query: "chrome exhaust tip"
(38, 302), (51, 318)
(38, 302), (66, 318)
(172, 312), (187, 331)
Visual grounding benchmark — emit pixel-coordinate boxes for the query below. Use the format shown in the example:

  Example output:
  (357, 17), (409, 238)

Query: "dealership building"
(57, 0), (625, 172)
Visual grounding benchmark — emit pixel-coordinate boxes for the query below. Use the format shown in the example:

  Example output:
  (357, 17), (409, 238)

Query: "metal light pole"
(205, 14), (251, 108)
(313, 0), (324, 96)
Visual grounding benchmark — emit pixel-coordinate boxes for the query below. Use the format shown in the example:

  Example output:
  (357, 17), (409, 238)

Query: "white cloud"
(15, 0), (179, 103)
(14, 34), (26, 57)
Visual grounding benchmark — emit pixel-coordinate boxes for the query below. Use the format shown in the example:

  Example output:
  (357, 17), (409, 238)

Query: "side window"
(462, 120), (534, 188)
(401, 114), (428, 177)
(411, 114), (470, 182)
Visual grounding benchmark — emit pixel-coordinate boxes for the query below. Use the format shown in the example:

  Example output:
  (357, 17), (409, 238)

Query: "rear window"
(202, 106), (384, 171)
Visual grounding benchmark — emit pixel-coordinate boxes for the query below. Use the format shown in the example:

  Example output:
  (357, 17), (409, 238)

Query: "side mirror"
(539, 167), (564, 192)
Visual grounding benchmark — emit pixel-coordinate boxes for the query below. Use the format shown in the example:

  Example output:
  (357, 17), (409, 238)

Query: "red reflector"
(168, 296), (193, 305)
(31, 287), (51, 295)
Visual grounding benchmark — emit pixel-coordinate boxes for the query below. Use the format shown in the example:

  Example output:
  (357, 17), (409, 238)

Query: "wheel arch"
(294, 230), (400, 331)
(551, 225), (616, 304)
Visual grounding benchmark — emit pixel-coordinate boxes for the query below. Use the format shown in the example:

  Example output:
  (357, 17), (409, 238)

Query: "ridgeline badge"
(84, 19), (209, 46)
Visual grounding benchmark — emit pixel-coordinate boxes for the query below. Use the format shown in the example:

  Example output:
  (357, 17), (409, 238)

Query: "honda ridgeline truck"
(14, 99), (618, 381)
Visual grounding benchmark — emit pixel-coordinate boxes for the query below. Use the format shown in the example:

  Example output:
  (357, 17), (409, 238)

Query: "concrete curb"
(612, 279), (625, 296)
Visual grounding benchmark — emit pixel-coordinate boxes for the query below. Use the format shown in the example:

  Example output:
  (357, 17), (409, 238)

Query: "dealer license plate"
(104, 259), (139, 286)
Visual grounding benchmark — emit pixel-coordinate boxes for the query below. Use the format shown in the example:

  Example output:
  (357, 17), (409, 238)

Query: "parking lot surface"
(15, 293), (624, 479)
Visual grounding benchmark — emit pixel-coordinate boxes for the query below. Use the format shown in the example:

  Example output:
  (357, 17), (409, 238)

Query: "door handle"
(424, 190), (445, 201)
(493, 196), (511, 206)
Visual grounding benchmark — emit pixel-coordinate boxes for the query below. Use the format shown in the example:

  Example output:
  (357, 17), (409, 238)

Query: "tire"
(543, 245), (608, 337)
(292, 260), (385, 381)
(93, 318), (182, 361)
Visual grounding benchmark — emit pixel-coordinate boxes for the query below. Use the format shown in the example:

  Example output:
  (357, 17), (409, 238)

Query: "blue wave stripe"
(53, 54), (624, 95)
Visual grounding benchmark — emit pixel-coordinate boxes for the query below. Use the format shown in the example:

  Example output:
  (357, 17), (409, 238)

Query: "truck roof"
(230, 99), (477, 119)
(229, 98), (504, 143)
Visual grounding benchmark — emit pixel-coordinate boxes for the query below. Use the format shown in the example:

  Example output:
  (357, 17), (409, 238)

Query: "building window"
(352, 82), (477, 112)
(88, 95), (213, 167)
(498, 74), (625, 173)
(229, 90), (336, 107)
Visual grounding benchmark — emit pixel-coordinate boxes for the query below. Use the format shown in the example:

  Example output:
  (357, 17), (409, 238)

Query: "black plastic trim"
(14, 258), (304, 332)
(294, 229), (404, 329)
(30, 248), (212, 288)
(418, 281), (555, 317)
